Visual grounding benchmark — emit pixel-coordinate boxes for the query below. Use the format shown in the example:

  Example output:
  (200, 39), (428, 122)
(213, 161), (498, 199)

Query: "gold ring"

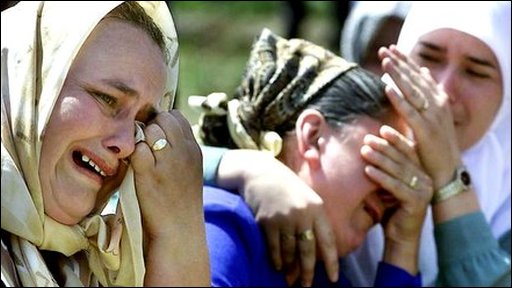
(151, 138), (168, 151)
(409, 175), (418, 189)
(420, 99), (429, 111)
(298, 229), (314, 241)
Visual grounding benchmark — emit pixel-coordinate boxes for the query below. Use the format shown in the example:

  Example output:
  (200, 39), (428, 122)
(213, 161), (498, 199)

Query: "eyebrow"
(418, 41), (497, 69)
(101, 78), (159, 122)
(418, 41), (446, 53)
(101, 79), (139, 97)
(467, 55), (497, 69)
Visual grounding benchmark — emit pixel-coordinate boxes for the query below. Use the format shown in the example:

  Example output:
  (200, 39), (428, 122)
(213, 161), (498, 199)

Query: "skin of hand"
(216, 149), (339, 286)
(378, 45), (464, 190)
(131, 110), (210, 286)
(379, 45), (480, 223)
(361, 125), (433, 274)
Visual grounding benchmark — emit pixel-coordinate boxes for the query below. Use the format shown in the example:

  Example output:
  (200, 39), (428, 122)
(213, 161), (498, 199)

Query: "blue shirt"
(203, 185), (422, 287)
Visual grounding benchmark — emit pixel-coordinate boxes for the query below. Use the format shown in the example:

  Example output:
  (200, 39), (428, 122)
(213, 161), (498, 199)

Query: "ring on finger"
(298, 229), (314, 241)
(151, 138), (168, 152)
(420, 99), (429, 111)
(408, 175), (419, 189)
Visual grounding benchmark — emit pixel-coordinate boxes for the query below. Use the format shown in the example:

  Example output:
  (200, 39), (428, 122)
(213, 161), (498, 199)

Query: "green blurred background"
(170, 1), (345, 124)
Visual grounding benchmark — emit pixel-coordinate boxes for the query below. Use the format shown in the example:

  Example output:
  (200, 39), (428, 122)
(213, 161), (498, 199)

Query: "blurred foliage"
(170, 1), (342, 124)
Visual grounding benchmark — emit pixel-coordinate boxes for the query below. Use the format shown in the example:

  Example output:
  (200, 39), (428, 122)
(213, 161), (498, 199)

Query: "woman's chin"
(47, 211), (83, 225)
(45, 201), (94, 225)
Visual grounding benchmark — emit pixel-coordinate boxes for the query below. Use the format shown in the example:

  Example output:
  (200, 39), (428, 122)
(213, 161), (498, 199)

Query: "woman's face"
(39, 19), (168, 225)
(308, 115), (404, 256)
(410, 28), (503, 150)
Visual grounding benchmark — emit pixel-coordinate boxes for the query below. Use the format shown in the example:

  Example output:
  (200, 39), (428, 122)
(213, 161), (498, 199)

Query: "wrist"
(432, 165), (471, 205)
(383, 239), (419, 275)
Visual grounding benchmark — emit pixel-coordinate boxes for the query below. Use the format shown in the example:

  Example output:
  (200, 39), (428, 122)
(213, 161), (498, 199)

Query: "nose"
(434, 67), (461, 104)
(103, 121), (137, 159)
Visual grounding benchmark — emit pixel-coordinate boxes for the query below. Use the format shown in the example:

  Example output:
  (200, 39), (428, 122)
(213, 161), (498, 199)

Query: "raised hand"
(131, 109), (209, 286)
(361, 125), (433, 274)
(379, 45), (463, 189)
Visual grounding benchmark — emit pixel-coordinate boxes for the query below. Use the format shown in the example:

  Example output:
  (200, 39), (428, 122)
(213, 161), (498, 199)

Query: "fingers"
(384, 85), (427, 139)
(131, 121), (167, 170)
(379, 46), (432, 121)
(378, 125), (419, 165)
(382, 62), (429, 114)
(361, 130), (432, 202)
(169, 109), (196, 141)
(131, 110), (200, 168)
(361, 137), (421, 189)
(265, 216), (338, 286)
(283, 219), (339, 286)
(280, 228), (297, 269)
(312, 218), (339, 283)
(296, 228), (315, 287)
(261, 223), (284, 271)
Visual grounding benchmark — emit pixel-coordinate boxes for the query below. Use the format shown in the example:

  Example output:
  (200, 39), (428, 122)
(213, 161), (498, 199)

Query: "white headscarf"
(342, 2), (511, 286)
(397, 0), (511, 240)
(1, 1), (178, 286)
(340, 1), (411, 63)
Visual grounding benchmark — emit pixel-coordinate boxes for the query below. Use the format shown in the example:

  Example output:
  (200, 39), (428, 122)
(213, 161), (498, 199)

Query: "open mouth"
(72, 151), (107, 178)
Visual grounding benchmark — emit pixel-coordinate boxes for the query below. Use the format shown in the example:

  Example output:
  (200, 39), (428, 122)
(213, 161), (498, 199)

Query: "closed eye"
(418, 53), (441, 64)
(466, 69), (490, 79)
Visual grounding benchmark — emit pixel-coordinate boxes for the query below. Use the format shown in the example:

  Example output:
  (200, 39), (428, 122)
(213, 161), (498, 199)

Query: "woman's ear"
(295, 109), (327, 168)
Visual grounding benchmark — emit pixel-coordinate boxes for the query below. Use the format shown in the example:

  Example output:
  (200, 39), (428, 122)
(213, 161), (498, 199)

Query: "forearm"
(435, 212), (511, 287)
(144, 212), (211, 286)
(216, 149), (275, 193)
(431, 189), (480, 224)
(383, 238), (419, 275)
(201, 145), (228, 187)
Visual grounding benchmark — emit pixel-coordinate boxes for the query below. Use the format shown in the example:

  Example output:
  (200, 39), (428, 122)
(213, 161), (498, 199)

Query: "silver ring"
(409, 175), (419, 189)
(151, 138), (168, 152)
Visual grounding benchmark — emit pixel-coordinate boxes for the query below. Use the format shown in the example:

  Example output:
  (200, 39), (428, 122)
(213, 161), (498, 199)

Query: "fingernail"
(330, 271), (339, 283)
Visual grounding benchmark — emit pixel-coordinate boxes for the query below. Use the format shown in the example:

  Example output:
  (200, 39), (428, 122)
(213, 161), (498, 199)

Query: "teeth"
(81, 154), (107, 177)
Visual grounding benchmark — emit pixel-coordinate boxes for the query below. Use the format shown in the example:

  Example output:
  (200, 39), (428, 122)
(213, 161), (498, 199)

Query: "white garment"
(342, 2), (511, 286)
(340, 1), (411, 62)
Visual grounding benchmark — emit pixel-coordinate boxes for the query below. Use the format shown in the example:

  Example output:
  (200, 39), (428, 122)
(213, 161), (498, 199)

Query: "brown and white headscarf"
(190, 28), (356, 156)
(1, 1), (178, 286)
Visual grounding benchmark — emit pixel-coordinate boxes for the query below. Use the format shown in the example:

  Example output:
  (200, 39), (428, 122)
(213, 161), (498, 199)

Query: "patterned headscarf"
(1, 1), (178, 286)
(191, 28), (356, 156)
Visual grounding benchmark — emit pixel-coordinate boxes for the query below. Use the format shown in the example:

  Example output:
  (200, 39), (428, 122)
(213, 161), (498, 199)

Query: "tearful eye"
(94, 92), (117, 106)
